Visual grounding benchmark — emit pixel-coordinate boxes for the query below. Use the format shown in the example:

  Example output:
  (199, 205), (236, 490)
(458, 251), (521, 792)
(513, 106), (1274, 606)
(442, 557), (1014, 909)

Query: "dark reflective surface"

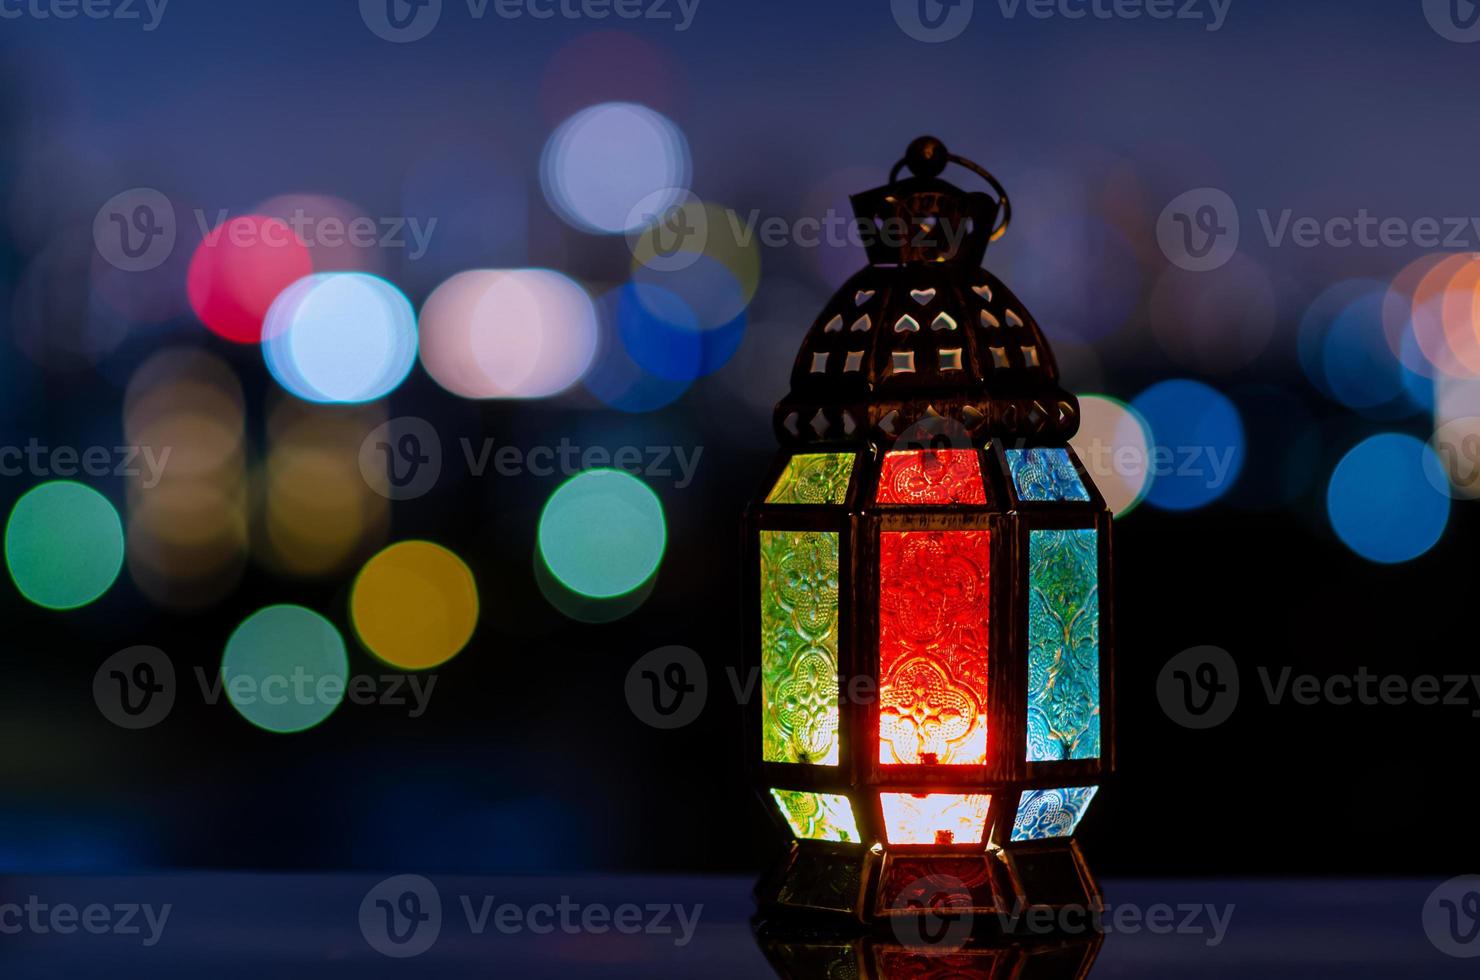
(0, 875), (1473, 977)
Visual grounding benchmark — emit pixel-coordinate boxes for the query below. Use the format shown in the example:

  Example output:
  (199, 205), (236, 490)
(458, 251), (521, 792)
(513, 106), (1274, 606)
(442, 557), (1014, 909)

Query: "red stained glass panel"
(878, 530), (991, 766)
(875, 450), (986, 505)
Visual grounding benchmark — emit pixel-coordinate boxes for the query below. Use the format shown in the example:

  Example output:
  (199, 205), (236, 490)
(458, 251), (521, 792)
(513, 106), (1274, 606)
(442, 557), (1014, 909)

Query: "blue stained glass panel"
(1026, 528), (1100, 761)
(1006, 449), (1090, 502)
(1011, 786), (1099, 841)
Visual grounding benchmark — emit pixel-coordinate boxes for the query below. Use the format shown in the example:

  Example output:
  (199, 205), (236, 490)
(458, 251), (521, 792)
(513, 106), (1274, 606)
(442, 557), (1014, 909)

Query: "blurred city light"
(1070, 394), (1153, 518)
(1327, 434), (1449, 564)
(221, 604), (349, 734)
(187, 215), (314, 344)
(263, 272), (418, 404)
(537, 469), (666, 599)
(540, 102), (690, 235)
(4, 481), (124, 610)
(352, 541), (479, 671)
(1131, 379), (1246, 511)
(419, 269), (597, 399)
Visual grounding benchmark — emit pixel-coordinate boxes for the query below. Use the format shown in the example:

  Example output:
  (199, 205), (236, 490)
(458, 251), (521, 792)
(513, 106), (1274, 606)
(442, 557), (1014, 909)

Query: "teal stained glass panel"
(1026, 528), (1100, 761)
(1011, 786), (1099, 841)
(1006, 448), (1090, 502)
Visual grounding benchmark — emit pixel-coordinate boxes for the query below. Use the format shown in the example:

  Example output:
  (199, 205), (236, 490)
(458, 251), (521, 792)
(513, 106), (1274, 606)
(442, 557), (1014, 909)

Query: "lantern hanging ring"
(888, 135), (1012, 242)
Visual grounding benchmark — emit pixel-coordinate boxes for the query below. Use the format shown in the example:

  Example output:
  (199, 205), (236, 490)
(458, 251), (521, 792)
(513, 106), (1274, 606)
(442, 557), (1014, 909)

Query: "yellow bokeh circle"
(351, 541), (479, 670)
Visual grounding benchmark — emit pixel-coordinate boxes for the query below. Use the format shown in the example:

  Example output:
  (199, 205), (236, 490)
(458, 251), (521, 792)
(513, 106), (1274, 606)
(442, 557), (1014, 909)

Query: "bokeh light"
(1069, 395), (1153, 518)
(419, 269), (598, 399)
(257, 398), (389, 578)
(583, 284), (694, 413)
(187, 215), (313, 343)
(1320, 288), (1424, 416)
(533, 548), (657, 623)
(1327, 434), (1448, 564)
(1131, 379), (1246, 511)
(537, 469), (666, 598)
(5, 481), (125, 610)
(124, 347), (248, 609)
(540, 102), (690, 235)
(263, 273), (418, 403)
(628, 201), (761, 331)
(352, 541), (478, 670)
(616, 281), (746, 382)
(221, 605), (349, 733)
(1149, 254), (1277, 373)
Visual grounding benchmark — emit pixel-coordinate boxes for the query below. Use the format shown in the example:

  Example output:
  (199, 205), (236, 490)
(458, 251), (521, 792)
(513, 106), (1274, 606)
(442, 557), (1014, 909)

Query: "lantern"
(746, 137), (1115, 928)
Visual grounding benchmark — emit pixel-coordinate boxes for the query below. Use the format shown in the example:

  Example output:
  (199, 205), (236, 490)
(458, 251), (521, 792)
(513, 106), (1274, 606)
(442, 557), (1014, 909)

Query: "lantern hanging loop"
(888, 135), (1012, 242)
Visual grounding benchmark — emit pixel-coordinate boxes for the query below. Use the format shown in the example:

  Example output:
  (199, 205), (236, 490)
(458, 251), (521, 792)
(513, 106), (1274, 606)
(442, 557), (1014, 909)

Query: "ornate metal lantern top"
(774, 137), (1080, 451)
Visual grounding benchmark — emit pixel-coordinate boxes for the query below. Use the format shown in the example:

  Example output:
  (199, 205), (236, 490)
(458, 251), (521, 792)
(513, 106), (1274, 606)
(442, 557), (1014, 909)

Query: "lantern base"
(756, 839), (1102, 934)
(754, 915), (1104, 979)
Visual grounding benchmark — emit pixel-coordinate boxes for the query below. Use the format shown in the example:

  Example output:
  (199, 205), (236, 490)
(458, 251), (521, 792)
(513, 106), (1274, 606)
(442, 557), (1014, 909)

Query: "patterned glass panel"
(1026, 529), (1100, 761)
(875, 450), (987, 505)
(878, 531), (990, 766)
(766, 453), (855, 505)
(1011, 786), (1099, 842)
(1006, 448), (1090, 502)
(761, 530), (841, 765)
(770, 789), (861, 843)
(879, 793), (991, 846)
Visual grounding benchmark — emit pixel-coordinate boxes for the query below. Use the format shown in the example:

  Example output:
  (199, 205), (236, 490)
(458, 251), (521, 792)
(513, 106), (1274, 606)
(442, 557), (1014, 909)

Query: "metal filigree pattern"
(879, 793), (991, 846)
(1011, 786), (1099, 842)
(770, 789), (861, 843)
(761, 530), (841, 764)
(1006, 448), (1090, 502)
(879, 531), (990, 766)
(766, 453), (856, 505)
(876, 450), (986, 505)
(1026, 529), (1100, 762)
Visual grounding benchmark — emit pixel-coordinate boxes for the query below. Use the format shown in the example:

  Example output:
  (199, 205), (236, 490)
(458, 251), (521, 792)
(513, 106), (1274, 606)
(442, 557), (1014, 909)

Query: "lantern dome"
(774, 137), (1080, 451)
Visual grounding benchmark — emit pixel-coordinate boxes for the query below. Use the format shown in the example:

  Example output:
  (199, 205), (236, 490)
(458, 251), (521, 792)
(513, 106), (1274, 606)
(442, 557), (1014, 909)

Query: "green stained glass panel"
(770, 789), (860, 843)
(765, 454), (855, 505)
(1026, 529), (1100, 762)
(760, 530), (841, 765)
